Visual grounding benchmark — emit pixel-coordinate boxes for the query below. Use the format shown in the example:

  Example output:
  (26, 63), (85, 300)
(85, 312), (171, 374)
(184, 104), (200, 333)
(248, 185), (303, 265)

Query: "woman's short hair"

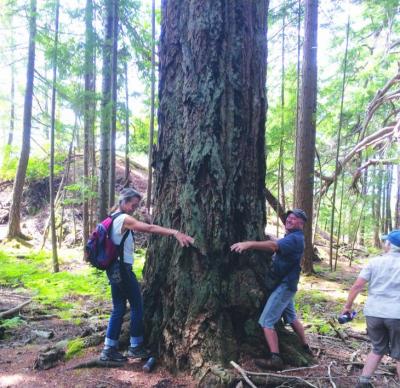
(118, 188), (142, 204)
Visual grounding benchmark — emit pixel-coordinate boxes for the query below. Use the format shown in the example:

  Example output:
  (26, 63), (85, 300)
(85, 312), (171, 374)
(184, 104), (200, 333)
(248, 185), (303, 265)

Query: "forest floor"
(0, 162), (399, 387)
(1, 253), (399, 388)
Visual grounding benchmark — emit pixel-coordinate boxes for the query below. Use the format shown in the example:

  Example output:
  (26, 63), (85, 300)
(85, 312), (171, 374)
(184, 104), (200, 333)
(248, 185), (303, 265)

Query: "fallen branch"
(0, 298), (32, 319)
(345, 331), (369, 341)
(230, 361), (257, 388)
(347, 349), (361, 372)
(328, 320), (348, 342)
(237, 366), (319, 388)
(328, 361), (336, 388)
(281, 364), (320, 373)
(20, 314), (58, 321)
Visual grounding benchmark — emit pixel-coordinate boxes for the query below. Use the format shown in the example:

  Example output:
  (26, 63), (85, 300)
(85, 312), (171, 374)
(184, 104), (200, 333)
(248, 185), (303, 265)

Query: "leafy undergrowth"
(0, 244), (146, 320)
(296, 259), (368, 336)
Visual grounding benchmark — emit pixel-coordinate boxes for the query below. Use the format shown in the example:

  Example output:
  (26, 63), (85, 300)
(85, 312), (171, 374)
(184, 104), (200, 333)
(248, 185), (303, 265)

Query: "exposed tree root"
(70, 359), (124, 369)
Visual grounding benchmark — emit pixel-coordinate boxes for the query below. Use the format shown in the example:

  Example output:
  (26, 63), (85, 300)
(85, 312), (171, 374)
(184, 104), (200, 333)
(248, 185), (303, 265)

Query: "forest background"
(0, 0), (399, 386)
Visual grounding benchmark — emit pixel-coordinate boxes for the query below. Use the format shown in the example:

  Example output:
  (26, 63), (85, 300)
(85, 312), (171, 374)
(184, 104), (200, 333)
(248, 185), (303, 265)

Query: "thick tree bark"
(7, 0), (36, 239)
(294, 0), (318, 274)
(143, 0), (269, 375)
(98, 0), (113, 221)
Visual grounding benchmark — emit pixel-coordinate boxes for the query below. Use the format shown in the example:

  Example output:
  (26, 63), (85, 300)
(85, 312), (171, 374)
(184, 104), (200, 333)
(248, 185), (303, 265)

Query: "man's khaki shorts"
(366, 316), (400, 360)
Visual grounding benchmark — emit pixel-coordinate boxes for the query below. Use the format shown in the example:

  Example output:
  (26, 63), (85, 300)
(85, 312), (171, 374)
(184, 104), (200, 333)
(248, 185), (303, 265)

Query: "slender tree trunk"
(329, 16), (349, 271)
(294, 0), (318, 275)
(109, 0), (118, 207)
(124, 59), (130, 186)
(7, 0), (37, 239)
(8, 61), (15, 147)
(373, 167), (382, 247)
(83, 0), (95, 246)
(385, 165), (392, 233)
(49, 0), (60, 272)
(293, 0), (301, 207)
(146, 0), (156, 211)
(40, 127), (76, 250)
(358, 167), (368, 246)
(143, 0), (269, 377)
(276, 7), (286, 236)
(89, 5), (98, 231)
(395, 165), (400, 228)
(334, 174), (345, 271)
(98, 0), (113, 221)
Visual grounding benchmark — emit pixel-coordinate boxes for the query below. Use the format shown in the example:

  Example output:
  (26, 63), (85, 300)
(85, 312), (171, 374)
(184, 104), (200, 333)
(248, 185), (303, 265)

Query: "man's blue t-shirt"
(273, 229), (304, 292)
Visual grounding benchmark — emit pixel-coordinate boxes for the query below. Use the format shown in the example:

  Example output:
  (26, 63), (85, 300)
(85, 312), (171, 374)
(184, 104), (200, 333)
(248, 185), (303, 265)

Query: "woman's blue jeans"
(104, 261), (144, 348)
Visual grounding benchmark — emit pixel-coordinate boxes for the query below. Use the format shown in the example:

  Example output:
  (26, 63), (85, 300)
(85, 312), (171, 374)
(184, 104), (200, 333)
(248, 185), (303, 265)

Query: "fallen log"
(33, 333), (104, 370)
(33, 340), (68, 370)
(0, 299), (32, 319)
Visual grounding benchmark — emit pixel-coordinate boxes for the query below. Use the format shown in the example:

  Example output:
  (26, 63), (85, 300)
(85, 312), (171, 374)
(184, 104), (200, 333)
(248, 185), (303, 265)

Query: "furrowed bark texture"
(143, 0), (269, 375)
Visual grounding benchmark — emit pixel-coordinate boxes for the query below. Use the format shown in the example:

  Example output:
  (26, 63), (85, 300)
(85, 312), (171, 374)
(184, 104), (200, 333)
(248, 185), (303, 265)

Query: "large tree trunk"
(294, 0), (318, 275)
(143, 0), (269, 376)
(7, 0), (36, 239)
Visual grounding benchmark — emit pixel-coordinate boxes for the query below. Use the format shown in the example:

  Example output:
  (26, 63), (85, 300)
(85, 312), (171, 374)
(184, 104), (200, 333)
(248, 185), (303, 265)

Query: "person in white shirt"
(342, 229), (400, 388)
(100, 188), (194, 362)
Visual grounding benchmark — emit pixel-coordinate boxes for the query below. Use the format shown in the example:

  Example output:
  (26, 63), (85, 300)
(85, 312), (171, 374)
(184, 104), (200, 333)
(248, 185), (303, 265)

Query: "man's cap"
(381, 230), (400, 248)
(286, 208), (307, 222)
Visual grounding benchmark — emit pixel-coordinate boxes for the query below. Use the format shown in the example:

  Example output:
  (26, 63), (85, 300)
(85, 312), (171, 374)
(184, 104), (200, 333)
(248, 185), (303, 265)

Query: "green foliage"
(0, 316), (25, 330)
(0, 248), (111, 318)
(130, 116), (156, 153)
(133, 248), (146, 279)
(0, 244), (146, 320)
(66, 338), (85, 360)
(0, 154), (64, 181)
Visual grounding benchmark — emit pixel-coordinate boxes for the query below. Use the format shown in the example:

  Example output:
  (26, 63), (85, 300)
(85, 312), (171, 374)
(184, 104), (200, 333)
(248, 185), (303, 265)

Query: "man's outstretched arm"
(230, 240), (279, 253)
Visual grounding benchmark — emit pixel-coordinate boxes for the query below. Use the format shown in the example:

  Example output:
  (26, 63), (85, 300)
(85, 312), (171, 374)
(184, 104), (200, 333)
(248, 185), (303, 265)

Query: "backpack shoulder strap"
(110, 211), (124, 221)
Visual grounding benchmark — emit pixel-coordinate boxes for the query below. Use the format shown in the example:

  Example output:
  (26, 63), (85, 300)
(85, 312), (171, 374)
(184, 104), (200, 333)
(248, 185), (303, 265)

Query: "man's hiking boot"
(127, 344), (150, 359)
(100, 347), (127, 362)
(255, 354), (284, 371)
(303, 344), (313, 356)
(355, 382), (374, 388)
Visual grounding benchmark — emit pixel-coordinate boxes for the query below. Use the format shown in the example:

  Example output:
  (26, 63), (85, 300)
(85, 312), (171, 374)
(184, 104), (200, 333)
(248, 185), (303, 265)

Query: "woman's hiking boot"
(254, 353), (284, 370)
(100, 347), (127, 362)
(303, 344), (313, 356)
(127, 344), (150, 359)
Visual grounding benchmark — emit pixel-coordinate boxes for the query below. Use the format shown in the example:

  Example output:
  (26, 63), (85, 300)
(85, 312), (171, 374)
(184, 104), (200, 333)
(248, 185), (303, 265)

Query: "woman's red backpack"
(85, 212), (129, 270)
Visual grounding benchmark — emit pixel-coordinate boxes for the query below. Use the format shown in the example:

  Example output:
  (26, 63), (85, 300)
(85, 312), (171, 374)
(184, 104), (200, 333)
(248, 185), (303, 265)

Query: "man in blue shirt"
(231, 209), (311, 370)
